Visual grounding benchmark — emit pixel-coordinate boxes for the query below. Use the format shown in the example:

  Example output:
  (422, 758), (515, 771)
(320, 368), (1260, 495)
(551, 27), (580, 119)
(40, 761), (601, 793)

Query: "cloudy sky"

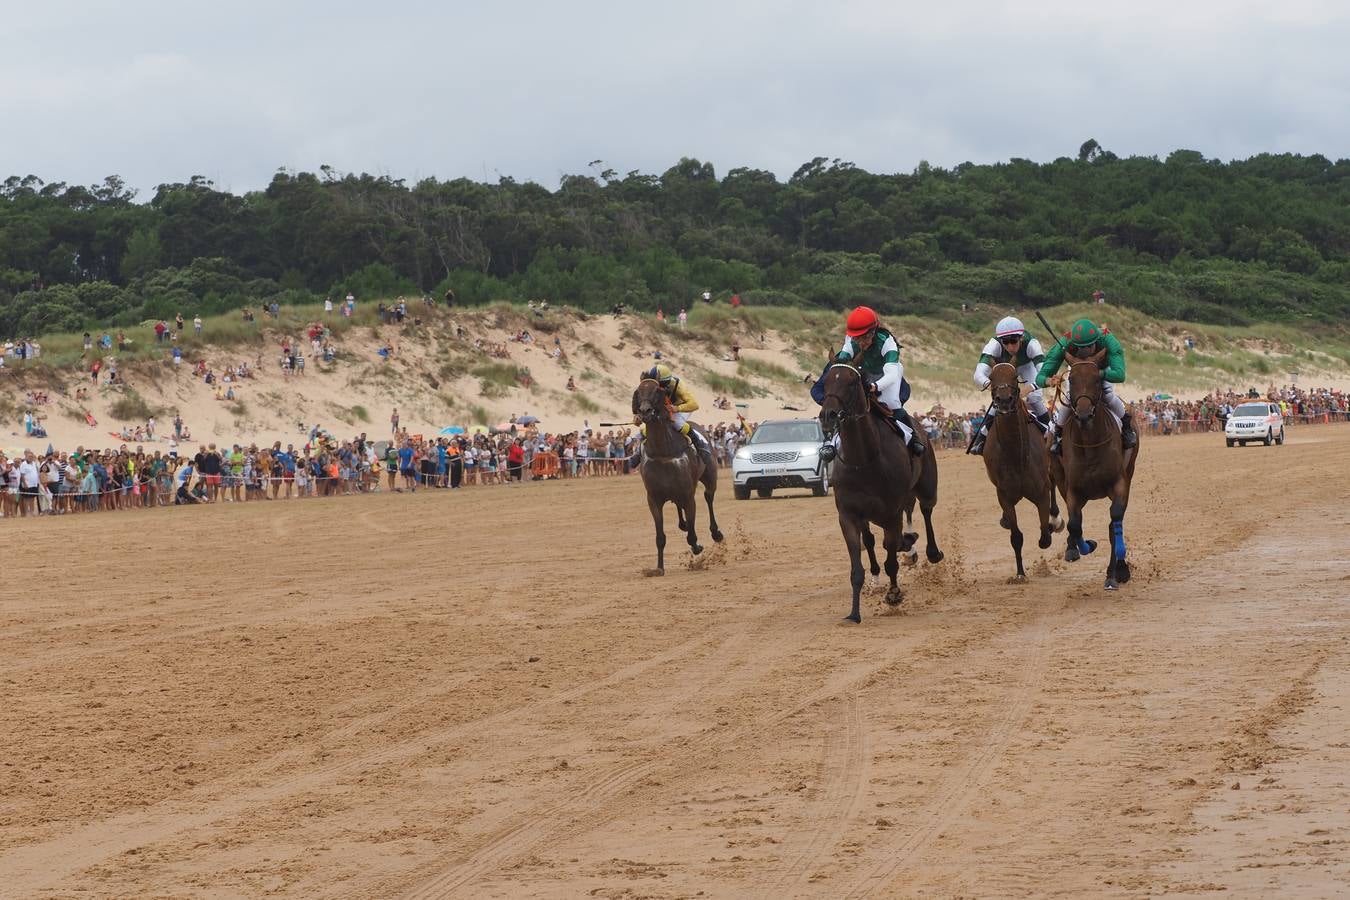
(3, 0), (1347, 196)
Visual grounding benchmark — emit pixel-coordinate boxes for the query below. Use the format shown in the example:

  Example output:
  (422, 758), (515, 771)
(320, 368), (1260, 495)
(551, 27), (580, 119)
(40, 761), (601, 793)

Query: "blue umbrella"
(516, 415), (540, 425)
(439, 426), (466, 435)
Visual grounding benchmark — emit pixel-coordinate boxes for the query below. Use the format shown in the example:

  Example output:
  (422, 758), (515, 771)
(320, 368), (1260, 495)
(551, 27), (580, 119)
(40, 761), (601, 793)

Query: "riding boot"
(1049, 424), (1064, 456)
(967, 410), (994, 455)
(1120, 412), (1139, 449)
(1034, 411), (1052, 432)
(897, 411), (925, 457)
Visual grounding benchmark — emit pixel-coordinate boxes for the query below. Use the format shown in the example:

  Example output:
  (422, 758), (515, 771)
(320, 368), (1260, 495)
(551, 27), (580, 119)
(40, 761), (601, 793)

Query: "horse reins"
(1060, 359), (1118, 449)
(820, 362), (873, 468)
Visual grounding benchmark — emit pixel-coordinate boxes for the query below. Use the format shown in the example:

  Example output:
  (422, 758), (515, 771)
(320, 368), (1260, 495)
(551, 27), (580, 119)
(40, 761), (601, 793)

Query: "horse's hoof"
(869, 573), (880, 587)
(1104, 578), (1119, 591)
(1064, 546), (1080, 563)
(843, 612), (862, 624)
(999, 515), (1011, 530)
(711, 530), (724, 543)
(1038, 533), (1052, 550)
(1115, 560), (1132, 584)
(902, 550), (918, 567)
(690, 544), (703, 556)
(927, 548), (944, 564)
(883, 589), (904, 606)
(1008, 574), (1027, 585)
(1082, 539), (1098, 556)
(1052, 516), (1066, 533)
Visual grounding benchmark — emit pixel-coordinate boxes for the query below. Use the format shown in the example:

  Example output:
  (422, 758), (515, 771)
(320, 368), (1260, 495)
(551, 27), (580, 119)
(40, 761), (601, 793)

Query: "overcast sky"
(3, 0), (1348, 197)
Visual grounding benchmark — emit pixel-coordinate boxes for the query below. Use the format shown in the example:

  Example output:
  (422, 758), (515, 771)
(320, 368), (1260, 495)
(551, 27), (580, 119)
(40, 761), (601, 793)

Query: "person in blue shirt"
(437, 442), (449, 487)
(397, 440), (416, 492)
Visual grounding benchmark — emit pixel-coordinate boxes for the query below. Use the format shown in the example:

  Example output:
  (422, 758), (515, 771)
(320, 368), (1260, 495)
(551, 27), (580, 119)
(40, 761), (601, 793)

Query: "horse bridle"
(1066, 358), (1104, 420)
(819, 362), (870, 435)
(988, 362), (1022, 415)
(634, 378), (667, 424)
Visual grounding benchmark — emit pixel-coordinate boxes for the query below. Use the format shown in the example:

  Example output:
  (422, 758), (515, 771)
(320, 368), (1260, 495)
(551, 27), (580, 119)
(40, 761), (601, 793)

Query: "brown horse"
(633, 379), (722, 574)
(982, 362), (1064, 580)
(1048, 353), (1140, 590)
(818, 361), (943, 623)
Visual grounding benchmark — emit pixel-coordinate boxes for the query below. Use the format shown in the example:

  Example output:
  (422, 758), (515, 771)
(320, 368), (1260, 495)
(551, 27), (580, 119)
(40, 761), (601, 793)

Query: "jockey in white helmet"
(968, 316), (1051, 456)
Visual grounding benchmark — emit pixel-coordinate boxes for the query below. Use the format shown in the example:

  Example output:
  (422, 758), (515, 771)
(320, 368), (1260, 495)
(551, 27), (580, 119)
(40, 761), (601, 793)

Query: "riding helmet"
(994, 316), (1025, 339)
(845, 306), (880, 337)
(1068, 318), (1100, 347)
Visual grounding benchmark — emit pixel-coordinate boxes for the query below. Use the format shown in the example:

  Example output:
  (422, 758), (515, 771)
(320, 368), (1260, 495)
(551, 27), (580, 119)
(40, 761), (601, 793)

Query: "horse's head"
(632, 378), (668, 424)
(818, 359), (867, 438)
(988, 362), (1021, 415)
(1067, 349), (1107, 423)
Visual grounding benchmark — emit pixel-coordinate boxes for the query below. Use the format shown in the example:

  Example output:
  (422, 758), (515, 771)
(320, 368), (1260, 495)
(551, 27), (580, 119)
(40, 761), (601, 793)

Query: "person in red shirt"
(730, 293), (741, 308)
(507, 438), (526, 481)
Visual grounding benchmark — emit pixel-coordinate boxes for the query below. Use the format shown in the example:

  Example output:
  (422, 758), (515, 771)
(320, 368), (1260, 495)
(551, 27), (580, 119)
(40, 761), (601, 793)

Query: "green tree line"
(2, 141), (1349, 339)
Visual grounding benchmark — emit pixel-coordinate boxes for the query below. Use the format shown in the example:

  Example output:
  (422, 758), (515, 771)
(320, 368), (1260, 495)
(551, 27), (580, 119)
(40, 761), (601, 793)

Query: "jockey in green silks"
(1034, 318), (1138, 455)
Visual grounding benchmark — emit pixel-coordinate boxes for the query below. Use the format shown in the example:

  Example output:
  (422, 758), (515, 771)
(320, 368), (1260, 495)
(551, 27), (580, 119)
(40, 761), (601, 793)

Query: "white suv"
(1225, 401), (1284, 447)
(731, 419), (830, 499)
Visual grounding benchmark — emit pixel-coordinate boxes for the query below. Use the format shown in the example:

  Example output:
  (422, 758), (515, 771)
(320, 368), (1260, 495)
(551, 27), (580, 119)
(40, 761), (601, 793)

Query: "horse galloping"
(981, 362), (1064, 580)
(1049, 354), (1139, 590)
(818, 361), (943, 623)
(633, 378), (722, 574)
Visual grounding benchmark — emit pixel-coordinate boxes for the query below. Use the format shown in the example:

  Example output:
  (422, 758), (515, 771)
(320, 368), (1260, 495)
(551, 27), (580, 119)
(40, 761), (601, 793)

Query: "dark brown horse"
(1048, 354), (1140, 590)
(818, 361), (943, 623)
(633, 379), (722, 573)
(982, 362), (1064, 580)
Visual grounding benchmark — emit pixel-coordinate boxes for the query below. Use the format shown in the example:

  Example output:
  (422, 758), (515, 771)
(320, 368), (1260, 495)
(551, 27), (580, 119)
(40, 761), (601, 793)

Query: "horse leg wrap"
(1109, 520), (1126, 560)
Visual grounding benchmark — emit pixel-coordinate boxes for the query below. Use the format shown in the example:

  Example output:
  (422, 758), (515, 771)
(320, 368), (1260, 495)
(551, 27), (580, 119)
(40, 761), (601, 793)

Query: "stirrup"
(1121, 428), (1138, 450)
(1049, 433), (1062, 456)
(968, 434), (985, 455)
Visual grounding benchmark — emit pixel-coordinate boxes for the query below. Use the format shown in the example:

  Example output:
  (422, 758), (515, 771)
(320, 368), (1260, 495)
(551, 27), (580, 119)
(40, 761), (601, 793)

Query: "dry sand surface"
(3, 426), (1349, 897)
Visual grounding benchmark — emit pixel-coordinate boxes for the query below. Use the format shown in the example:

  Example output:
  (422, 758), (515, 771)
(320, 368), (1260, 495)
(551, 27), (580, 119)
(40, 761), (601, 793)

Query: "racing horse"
(981, 362), (1064, 580)
(1048, 353), (1139, 590)
(633, 378), (723, 574)
(819, 360), (943, 623)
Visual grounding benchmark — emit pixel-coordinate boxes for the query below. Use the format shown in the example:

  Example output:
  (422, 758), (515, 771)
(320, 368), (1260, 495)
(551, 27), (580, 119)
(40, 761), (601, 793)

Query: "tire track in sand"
(756, 695), (869, 898)
(398, 619), (921, 900)
(839, 618), (1051, 899)
(0, 610), (753, 894)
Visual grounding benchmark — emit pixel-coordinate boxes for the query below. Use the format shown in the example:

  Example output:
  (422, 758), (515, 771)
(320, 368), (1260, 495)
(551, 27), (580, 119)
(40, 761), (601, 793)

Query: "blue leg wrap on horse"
(1110, 520), (1126, 560)
(1078, 538), (1096, 556)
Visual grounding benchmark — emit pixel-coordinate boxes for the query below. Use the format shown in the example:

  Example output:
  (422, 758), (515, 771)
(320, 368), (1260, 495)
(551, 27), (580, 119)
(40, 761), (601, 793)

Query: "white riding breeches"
(673, 411), (690, 431)
(1053, 381), (1126, 427)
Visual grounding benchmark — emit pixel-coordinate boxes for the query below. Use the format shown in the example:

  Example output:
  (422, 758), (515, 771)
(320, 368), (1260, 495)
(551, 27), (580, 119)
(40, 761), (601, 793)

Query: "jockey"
(641, 363), (712, 458)
(1034, 318), (1137, 455)
(831, 305), (924, 457)
(968, 316), (1051, 455)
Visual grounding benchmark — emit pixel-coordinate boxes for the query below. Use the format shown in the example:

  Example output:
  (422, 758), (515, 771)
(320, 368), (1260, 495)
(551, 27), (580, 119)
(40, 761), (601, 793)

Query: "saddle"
(867, 397), (904, 437)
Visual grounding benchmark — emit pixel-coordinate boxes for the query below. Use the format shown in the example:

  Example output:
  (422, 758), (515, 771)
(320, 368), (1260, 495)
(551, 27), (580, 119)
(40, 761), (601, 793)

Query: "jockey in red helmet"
(827, 306), (925, 457)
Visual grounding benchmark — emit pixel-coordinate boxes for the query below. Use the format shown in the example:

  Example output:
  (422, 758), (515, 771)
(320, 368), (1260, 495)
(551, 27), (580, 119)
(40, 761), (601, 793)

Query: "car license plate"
(768, 465), (788, 475)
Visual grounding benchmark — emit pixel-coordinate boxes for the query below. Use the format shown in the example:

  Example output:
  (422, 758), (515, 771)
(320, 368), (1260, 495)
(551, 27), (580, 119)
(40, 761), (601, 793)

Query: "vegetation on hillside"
(3, 142), (1349, 339)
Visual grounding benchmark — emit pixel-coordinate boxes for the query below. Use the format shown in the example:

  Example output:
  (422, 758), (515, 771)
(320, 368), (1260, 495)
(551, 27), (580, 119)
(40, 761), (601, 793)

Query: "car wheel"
(1276, 428), (1285, 445)
(733, 485), (750, 501)
(812, 475), (829, 497)
(1226, 439), (1235, 447)
(1263, 429), (1273, 446)
(756, 487), (773, 499)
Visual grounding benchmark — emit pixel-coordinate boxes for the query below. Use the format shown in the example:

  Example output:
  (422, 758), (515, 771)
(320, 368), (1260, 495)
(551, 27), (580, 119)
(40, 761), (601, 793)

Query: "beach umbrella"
(439, 425), (466, 435)
(469, 425), (490, 435)
(516, 414), (540, 425)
